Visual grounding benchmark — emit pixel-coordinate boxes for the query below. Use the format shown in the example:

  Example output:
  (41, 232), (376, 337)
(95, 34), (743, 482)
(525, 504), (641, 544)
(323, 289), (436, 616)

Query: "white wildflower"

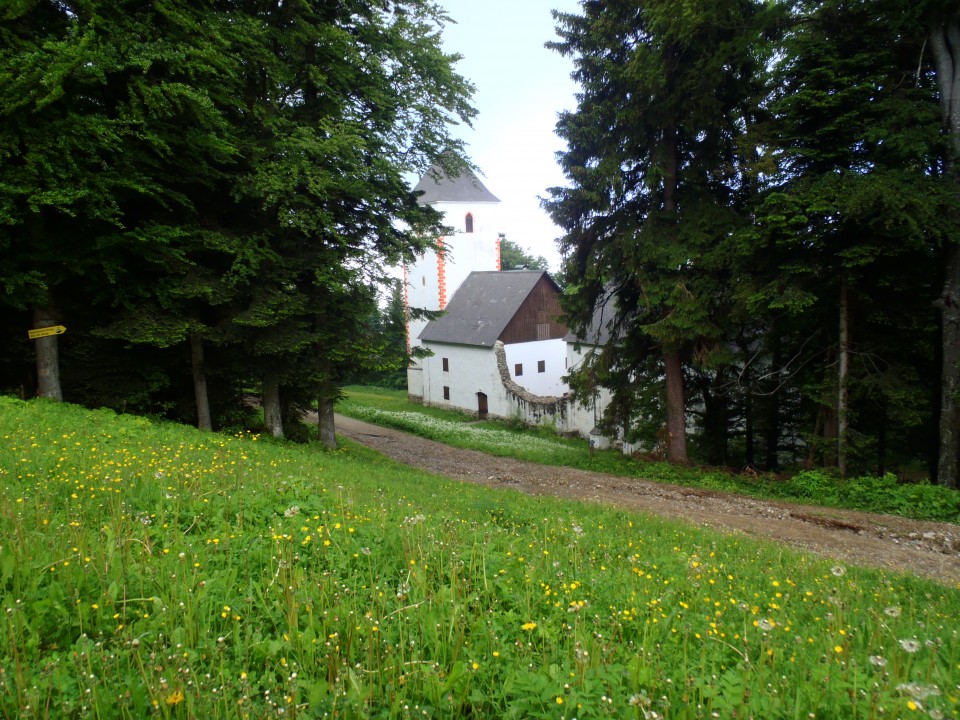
(896, 682), (940, 700)
(898, 638), (921, 654)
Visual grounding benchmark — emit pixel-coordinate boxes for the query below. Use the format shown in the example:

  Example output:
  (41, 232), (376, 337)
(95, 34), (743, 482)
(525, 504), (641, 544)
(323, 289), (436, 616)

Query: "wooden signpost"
(28, 325), (66, 340)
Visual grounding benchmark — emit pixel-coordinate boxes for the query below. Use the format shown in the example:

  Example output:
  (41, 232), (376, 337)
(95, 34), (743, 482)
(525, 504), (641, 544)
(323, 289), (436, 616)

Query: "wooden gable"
(498, 274), (568, 344)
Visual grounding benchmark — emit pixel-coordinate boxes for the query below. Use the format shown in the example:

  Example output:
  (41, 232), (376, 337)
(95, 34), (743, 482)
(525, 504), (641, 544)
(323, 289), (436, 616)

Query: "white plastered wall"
(503, 339), (568, 396)
(564, 342), (616, 445)
(421, 342), (509, 416)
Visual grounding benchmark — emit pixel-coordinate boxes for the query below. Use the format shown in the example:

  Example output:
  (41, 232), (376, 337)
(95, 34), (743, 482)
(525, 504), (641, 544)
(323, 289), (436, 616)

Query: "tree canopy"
(499, 237), (550, 273)
(0, 0), (475, 443)
(547, 0), (960, 484)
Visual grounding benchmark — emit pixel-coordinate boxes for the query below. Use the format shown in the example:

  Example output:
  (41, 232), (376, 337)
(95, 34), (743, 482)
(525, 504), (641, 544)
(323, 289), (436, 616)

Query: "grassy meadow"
(1, 396), (958, 719)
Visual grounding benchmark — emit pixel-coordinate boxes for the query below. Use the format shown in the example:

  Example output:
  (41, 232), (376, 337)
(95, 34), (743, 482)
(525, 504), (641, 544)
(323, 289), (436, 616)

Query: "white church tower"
(405, 164), (502, 400)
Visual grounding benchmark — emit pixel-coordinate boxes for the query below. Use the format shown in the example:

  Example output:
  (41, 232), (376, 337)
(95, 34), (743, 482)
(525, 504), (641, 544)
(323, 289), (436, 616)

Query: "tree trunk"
(743, 385), (757, 467)
(928, 10), (960, 160)
(838, 280), (850, 479)
(877, 398), (887, 477)
(663, 349), (689, 464)
(929, 10), (960, 488)
(660, 120), (688, 465)
(937, 246), (960, 488)
(317, 394), (337, 449)
(822, 404), (839, 467)
(697, 371), (729, 466)
(33, 306), (62, 401)
(189, 332), (213, 432)
(765, 328), (782, 471)
(263, 373), (283, 439)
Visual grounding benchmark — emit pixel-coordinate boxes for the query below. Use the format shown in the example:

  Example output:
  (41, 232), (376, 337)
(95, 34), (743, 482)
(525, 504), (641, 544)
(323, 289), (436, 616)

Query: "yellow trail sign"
(28, 325), (66, 340)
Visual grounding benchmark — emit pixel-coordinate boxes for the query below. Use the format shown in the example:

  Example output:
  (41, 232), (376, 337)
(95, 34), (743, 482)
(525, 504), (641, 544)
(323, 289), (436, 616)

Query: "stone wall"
(493, 341), (570, 429)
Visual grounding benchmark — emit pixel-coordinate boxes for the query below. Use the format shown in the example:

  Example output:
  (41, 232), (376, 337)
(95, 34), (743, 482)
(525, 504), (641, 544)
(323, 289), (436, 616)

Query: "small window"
(514, 363), (523, 377)
(537, 323), (550, 340)
(465, 212), (474, 233)
(538, 360), (545, 373)
(442, 357), (449, 372)
(443, 386), (450, 400)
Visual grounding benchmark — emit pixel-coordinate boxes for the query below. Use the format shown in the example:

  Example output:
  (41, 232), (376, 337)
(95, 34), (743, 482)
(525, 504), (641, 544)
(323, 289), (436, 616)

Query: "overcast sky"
(436, 0), (582, 272)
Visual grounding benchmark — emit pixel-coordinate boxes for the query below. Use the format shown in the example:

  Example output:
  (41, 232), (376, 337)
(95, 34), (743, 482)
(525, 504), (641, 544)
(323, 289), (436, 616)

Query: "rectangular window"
(442, 357), (449, 372)
(538, 360), (546, 373)
(537, 323), (550, 341)
(443, 386), (450, 400)
(514, 363), (523, 376)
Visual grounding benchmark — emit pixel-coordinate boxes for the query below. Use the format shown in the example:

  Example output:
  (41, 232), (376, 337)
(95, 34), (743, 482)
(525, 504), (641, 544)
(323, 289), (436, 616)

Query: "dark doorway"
(477, 392), (488, 420)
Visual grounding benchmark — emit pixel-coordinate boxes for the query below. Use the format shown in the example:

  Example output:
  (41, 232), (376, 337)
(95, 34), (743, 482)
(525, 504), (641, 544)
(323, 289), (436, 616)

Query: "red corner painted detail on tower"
(437, 237), (447, 309)
(495, 235), (502, 271)
(403, 263), (411, 355)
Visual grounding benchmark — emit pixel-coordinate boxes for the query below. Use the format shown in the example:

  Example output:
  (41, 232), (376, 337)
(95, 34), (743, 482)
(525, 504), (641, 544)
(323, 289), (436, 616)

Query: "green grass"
(1, 396), (959, 719)
(337, 386), (960, 524)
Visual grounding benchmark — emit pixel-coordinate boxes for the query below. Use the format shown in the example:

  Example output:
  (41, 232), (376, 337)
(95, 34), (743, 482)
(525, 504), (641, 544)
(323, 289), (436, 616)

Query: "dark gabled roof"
(412, 164), (500, 204)
(419, 271), (554, 347)
(564, 291), (616, 347)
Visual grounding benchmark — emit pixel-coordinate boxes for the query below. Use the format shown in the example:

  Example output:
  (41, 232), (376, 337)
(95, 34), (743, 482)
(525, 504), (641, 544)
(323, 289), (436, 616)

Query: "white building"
(405, 165), (502, 400)
(418, 270), (569, 422)
(402, 166), (624, 449)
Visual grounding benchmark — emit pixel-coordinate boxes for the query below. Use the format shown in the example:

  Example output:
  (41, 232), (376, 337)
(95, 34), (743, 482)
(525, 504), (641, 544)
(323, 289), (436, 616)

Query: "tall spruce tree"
(744, 0), (954, 476)
(546, 0), (770, 464)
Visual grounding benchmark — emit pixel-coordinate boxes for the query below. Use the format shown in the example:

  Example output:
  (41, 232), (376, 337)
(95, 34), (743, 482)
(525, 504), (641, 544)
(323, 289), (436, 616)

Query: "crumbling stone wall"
(494, 341), (570, 428)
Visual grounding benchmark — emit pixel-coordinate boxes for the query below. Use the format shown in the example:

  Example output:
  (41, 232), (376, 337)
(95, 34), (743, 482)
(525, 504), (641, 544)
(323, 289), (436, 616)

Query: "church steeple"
(404, 163), (503, 402)
(413, 164), (500, 205)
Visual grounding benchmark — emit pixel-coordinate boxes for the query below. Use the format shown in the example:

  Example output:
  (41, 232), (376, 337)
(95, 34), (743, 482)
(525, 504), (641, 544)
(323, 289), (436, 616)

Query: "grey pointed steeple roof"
(413, 164), (500, 204)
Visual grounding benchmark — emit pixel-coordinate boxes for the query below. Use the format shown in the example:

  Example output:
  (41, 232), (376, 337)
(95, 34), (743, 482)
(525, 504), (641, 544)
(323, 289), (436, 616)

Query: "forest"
(2, 0), (959, 489)
(546, 0), (960, 487)
(0, 0), (474, 444)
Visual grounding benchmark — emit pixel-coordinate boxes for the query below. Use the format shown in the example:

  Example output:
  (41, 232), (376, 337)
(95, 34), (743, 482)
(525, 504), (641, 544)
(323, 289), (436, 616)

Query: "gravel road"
(334, 414), (960, 586)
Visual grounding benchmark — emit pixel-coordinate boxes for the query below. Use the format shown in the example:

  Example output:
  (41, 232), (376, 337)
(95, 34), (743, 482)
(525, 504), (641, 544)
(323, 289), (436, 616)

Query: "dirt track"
(334, 414), (960, 586)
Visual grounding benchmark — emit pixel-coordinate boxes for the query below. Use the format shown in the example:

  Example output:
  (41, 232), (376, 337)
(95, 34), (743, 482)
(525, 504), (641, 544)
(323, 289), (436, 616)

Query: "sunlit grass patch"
(1, 396), (958, 719)
(339, 403), (583, 464)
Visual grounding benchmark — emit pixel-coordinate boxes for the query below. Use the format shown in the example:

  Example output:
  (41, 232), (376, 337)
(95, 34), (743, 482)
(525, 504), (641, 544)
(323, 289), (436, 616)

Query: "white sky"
(436, 0), (582, 273)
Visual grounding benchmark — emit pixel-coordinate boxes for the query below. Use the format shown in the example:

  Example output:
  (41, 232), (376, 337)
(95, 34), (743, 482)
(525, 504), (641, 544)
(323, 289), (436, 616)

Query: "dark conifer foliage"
(0, 1), (474, 440)
(548, 0), (960, 483)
